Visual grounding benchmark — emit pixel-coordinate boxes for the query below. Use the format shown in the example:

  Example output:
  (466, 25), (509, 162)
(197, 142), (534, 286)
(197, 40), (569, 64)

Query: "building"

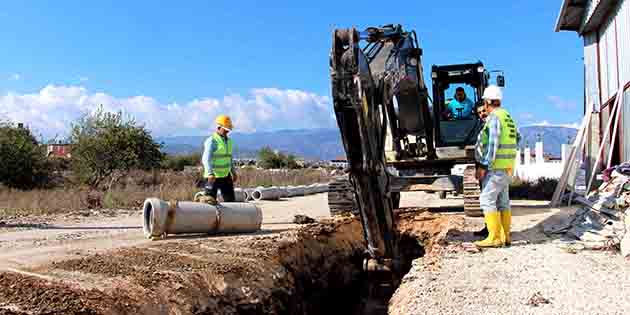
(46, 142), (73, 158)
(329, 157), (348, 169)
(556, 0), (630, 179)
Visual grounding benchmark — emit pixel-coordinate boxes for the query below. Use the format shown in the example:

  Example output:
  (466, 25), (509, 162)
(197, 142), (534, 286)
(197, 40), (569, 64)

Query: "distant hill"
(159, 125), (577, 160)
(157, 129), (344, 160)
(518, 126), (577, 157)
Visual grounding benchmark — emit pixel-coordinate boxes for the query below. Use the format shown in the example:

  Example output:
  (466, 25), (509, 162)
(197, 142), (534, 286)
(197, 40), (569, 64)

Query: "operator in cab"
(474, 85), (517, 248)
(202, 115), (238, 202)
(444, 87), (474, 120)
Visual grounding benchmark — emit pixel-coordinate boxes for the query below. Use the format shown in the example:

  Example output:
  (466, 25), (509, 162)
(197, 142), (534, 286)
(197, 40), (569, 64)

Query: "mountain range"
(158, 126), (577, 160)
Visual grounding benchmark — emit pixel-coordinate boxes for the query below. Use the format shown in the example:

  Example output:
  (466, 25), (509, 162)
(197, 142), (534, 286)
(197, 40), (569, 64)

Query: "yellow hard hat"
(215, 115), (233, 131)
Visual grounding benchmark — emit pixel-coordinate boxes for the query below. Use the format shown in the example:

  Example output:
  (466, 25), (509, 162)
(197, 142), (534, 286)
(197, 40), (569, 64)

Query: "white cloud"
(78, 76), (89, 83)
(0, 85), (336, 139)
(9, 73), (21, 81)
(548, 95), (578, 111)
(520, 112), (535, 120)
(526, 120), (580, 129)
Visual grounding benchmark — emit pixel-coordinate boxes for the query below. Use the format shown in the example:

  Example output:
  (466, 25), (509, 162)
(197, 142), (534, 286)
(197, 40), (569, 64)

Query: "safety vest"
(480, 108), (517, 170)
(209, 132), (233, 178)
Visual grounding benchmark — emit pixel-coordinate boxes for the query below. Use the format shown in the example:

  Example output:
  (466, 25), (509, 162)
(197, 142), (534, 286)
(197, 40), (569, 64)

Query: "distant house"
(330, 157), (348, 169)
(47, 142), (73, 158)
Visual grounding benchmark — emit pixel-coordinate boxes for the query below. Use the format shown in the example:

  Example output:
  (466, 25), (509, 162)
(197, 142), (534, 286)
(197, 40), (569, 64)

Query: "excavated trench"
(0, 212), (453, 315)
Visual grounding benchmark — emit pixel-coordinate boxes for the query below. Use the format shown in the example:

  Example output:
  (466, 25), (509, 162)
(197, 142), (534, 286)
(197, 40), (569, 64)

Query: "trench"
(283, 233), (425, 315)
(0, 215), (436, 315)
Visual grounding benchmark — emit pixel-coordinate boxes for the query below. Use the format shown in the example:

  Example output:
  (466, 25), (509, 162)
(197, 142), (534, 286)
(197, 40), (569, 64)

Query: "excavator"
(328, 24), (505, 309)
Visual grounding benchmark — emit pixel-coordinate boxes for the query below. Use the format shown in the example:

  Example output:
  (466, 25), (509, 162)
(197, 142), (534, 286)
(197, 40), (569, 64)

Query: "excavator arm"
(330, 27), (400, 277)
(330, 25), (434, 289)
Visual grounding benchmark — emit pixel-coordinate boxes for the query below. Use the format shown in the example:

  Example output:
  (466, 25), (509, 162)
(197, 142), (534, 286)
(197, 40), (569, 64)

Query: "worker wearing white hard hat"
(474, 85), (517, 248)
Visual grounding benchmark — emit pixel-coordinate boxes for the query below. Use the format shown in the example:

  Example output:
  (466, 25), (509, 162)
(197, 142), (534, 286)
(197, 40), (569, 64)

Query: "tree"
(257, 146), (301, 169)
(71, 107), (163, 189)
(161, 152), (202, 171)
(0, 122), (50, 189)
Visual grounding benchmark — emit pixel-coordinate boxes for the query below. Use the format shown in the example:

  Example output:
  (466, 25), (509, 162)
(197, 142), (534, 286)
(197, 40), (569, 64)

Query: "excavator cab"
(431, 62), (490, 151)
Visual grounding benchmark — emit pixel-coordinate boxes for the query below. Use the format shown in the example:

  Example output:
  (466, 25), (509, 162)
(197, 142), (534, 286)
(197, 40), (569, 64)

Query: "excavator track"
(327, 177), (401, 216)
(463, 165), (483, 217)
(327, 177), (359, 216)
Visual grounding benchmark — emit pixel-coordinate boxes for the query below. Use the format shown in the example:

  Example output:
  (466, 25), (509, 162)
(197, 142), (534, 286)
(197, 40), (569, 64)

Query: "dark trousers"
(205, 175), (235, 202)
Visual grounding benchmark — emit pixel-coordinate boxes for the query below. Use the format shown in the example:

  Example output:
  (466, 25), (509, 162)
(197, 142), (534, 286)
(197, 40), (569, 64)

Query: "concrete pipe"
(244, 188), (255, 201)
(287, 186), (306, 197)
(232, 188), (248, 202)
(194, 189), (247, 202)
(278, 186), (290, 198)
(143, 198), (262, 239)
(316, 183), (329, 193)
(251, 187), (283, 201)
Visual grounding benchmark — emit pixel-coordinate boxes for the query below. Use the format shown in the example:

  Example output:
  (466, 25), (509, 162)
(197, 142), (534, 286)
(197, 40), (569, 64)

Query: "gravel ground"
(389, 204), (630, 315)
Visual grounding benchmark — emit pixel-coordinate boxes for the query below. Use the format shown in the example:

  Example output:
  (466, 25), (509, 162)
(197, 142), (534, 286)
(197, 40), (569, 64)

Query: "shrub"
(161, 152), (201, 171)
(0, 122), (50, 189)
(257, 146), (301, 169)
(70, 107), (163, 189)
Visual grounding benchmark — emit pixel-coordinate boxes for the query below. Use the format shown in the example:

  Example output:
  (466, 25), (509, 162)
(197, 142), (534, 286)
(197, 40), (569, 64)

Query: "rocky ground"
(0, 192), (628, 314)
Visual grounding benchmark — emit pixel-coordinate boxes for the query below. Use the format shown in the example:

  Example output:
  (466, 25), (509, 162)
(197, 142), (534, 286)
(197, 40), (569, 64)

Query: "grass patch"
(0, 168), (331, 216)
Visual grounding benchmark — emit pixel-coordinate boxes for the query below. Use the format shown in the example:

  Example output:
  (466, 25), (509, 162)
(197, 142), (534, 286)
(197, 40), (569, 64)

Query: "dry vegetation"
(0, 168), (332, 216)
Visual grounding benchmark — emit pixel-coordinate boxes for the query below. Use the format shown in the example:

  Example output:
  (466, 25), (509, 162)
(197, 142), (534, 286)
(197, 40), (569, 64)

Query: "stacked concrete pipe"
(143, 198), (263, 239)
(251, 186), (286, 201)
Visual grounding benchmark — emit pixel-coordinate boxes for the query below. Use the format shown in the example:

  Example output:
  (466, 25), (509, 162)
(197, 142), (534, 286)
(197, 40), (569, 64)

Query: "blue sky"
(0, 1), (583, 138)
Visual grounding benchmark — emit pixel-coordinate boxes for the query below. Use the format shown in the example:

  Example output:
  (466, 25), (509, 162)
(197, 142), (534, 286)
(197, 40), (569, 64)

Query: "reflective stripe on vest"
(480, 108), (518, 170)
(210, 132), (233, 178)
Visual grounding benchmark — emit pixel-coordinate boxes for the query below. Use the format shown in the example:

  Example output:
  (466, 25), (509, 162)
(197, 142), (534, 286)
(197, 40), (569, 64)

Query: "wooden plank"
(606, 90), (624, 169)
(551, 111), (592, 206)
(586, 86), (625, 192)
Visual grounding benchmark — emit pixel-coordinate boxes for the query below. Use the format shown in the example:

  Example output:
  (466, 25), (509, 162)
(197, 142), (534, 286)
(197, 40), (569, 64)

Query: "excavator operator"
(444, 87), (474, 120)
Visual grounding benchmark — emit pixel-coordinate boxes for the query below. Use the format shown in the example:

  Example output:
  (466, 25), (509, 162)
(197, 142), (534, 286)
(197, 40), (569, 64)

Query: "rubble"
(546, 165), (630, 256)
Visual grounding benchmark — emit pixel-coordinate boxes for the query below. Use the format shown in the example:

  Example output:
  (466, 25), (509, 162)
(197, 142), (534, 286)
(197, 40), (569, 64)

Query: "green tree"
(0, 122), (50, 189)
(257, 146), (301, 169)
(71, 107), (163, 189)
(161, 152), (202, 171)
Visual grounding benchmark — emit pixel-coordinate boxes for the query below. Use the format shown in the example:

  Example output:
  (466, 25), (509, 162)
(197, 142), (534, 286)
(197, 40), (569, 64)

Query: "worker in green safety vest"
(202, 115), (238, 202)
(474, 85), (517, 248)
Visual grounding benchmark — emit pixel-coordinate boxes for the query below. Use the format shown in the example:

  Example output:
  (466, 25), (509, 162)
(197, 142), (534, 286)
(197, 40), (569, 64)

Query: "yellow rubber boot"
(474, 211), (505, 248)
(501, 210), (512, 246)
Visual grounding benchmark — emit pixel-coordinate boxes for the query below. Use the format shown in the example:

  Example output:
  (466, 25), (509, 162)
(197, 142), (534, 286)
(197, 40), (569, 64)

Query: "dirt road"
(0, 193), (333, 270)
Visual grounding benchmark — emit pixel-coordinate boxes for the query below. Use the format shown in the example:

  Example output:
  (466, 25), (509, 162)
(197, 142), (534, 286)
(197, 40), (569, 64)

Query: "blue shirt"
(447, 97), (474, 119)
(475, 114), (501, 169)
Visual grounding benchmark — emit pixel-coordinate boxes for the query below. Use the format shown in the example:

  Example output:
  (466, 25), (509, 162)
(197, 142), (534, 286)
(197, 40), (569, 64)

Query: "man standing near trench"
(474, 85), (517, 247)
(202, 115), (238, 202)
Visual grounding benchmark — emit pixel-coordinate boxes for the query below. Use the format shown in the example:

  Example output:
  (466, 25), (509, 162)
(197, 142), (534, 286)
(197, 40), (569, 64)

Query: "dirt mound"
(0, 272), (137, 314)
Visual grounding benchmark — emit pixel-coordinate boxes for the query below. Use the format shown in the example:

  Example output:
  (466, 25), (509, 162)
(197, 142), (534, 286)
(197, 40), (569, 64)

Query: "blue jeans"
(480, 170), (511, 213)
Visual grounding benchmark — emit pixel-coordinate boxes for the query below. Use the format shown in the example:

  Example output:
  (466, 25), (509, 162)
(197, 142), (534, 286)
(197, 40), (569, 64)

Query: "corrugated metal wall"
(583, 0), (630, 167)
(584, 33), (600, 110)
(623, 89), (630, 161)
(618, 0), (630, 85)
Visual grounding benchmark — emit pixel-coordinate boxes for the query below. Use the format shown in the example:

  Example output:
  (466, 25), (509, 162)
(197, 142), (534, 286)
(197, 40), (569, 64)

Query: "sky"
(0, 1), (584, 139)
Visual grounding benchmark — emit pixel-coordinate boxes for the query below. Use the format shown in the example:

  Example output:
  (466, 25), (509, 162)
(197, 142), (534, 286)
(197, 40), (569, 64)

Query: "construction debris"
(293, 214), (316, 224)
(527, 292), (551, 307)
(546, 165), (630, 256)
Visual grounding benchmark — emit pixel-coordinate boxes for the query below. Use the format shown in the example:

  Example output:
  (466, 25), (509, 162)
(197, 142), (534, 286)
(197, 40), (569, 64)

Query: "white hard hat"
(482, 85), (503, 101)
